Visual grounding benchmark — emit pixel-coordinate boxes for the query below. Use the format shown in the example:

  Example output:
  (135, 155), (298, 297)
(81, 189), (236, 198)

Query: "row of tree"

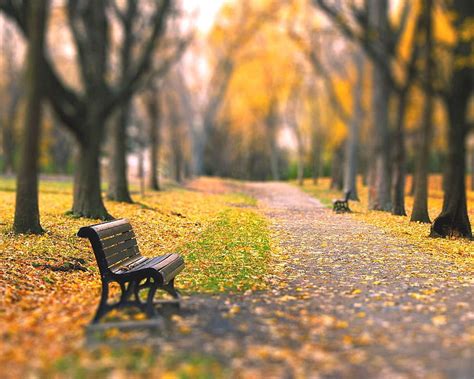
(193, 0), (473, 238)
(0, 0), (192, 233)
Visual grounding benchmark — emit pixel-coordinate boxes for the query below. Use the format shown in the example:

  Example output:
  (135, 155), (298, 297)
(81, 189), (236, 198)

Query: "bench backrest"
(77, 219), (141, 276)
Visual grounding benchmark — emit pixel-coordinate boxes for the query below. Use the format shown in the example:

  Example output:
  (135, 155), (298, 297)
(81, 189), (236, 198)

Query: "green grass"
(178, 206), (273, 293)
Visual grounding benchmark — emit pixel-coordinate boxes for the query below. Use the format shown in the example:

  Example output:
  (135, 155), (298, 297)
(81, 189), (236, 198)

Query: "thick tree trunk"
(391, 90), (408, 216)
(344, 52), (363, 201)
(107, 105), (133, 203)
(368, 0), (392, 211)
(430, 73), (472, 238)
(72, 112), (110, 220)
(411, 0), (433, 223)
(14, 0), (49, 234)
(147, 95), (161, 191)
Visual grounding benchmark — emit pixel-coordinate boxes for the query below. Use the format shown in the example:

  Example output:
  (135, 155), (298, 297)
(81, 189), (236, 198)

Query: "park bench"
(78, 219), (185, 323)
(333, 190), (351, 213)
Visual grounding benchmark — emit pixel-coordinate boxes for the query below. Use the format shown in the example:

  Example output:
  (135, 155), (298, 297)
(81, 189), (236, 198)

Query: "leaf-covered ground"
(300, 176), (474, 270)
(0, 178), (279, 377)
(1, 178), (473, 378)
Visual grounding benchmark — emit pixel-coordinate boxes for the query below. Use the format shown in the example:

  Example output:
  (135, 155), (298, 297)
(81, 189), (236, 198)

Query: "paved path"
(107, 183), (474, 378)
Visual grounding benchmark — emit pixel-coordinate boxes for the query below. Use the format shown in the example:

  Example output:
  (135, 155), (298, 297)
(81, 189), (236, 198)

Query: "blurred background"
(0, 0), (473, 231)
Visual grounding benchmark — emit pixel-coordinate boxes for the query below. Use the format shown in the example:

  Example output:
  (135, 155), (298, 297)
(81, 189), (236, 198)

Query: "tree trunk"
(470, 150), (474, 191)
(107, 104), (133, 202)
(266, 101), (280, 181)
(147, 94), (161, 191)
(344, 51), (363, 200)
(106, 1), (135, 203)
(331, 143), (344, 191)
(14, 0), (49, 234)
(297, 149), (304, 186)
(138, 149), (145, 197)
(368, 0), (392, 211)
(311, 130), (322, 185)
(391, 89), (408, 216)
(411, 0), (433, 223)
(72, 116), (110, 220)
(430, 73), (472, 238)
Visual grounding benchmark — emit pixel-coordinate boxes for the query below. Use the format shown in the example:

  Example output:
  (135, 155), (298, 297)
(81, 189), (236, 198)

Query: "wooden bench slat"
(101, 230), (135, 249)
(95, 222), (132, 239)
(106, 245), (140, 267)
(103, 237), (138, 258)
(112, 256), (149, 273)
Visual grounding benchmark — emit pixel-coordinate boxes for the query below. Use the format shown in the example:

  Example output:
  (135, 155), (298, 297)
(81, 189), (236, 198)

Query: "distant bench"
(78, 219), (185, 323)
(333, 191), (351, 213)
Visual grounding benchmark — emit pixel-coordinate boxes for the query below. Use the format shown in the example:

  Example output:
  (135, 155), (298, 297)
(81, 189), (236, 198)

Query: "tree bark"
(411, 0), (434, 223)
(14, 0), (49, 234)
(73, 133), (110, 220)
(430, 72), (472, 238)
(146, 93), (161, 191)
(330, 143), (344, 191)
(391, 89), (409, 216)
(368, 0), (392, 211)
(311, 132), (322, 185)
(107, 104), (133, 202)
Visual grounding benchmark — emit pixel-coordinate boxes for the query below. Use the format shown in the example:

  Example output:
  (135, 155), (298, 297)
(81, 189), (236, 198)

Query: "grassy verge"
(0, 177), (275, 377)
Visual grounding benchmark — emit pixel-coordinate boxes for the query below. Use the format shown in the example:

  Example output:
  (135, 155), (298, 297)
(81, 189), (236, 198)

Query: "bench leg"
(93, 281), (110, 323)
(163, 278), (181, 299)
(145, 280), (159, 318)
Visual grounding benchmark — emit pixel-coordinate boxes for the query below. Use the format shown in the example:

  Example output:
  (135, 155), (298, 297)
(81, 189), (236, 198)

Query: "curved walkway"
(161, 183), (473, 378)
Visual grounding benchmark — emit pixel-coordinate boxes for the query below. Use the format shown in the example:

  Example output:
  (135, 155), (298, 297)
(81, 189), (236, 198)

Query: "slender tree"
(411, 0), (434, 223)
(144, 84), (162, 191)
(13, 0), (49, 234)
(106, 0), (137, 203)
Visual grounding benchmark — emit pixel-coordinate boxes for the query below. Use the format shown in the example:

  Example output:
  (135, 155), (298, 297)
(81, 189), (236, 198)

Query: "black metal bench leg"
(163, 278), (181, 299)
(145, 280), (159, 318)
(93, 281), (110, 323)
